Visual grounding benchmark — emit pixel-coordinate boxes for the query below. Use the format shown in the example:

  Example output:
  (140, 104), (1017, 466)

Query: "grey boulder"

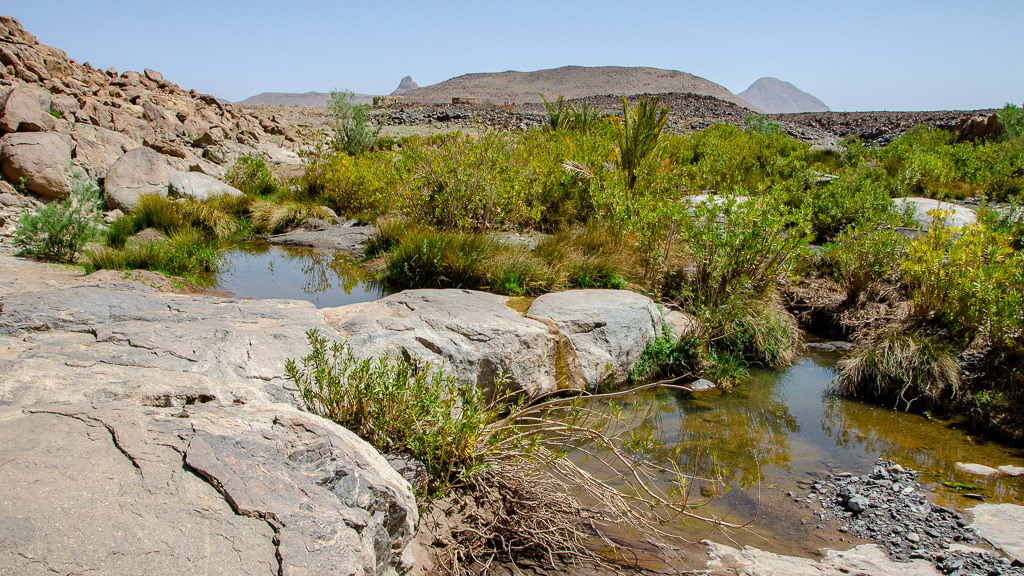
(268, 221), (378, 258)
(104, 146), (168, 211)
(322, 289), (560, 398)
(0, 131), (73, 198)
(526, 289), (681, 389)
(892, 197), (977, 230)
(167, 169), (244, 201)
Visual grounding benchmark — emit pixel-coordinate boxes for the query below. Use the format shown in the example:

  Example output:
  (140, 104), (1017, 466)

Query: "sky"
(6, 0), (1023, 112)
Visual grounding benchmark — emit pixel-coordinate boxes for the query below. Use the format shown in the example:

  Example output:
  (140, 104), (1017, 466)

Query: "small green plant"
(49, 108), (63, 120)
(329, 89), (384, 155)
(630, 321), (698, 382)
(567, 100), (605, 133)
(287, 329), (504, 485)
(743, 113), (785, 136)
(225, 154), (278, 196)
(611, 95), (670, 189)
(14, 173), (102, 263)
(383, 229), (493, 289)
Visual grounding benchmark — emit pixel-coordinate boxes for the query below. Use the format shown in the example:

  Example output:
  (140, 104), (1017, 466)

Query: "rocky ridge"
(0, 15), (299, 212)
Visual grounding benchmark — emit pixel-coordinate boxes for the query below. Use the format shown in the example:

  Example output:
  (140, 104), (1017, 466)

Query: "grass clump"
(14, 173), (103, 263)
(835, 331), (961, 409)
(383, 229), (493, 289)
(87, 228), (221, 283)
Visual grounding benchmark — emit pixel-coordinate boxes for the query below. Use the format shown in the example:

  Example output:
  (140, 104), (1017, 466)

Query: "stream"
(216, 243), (1024, 560)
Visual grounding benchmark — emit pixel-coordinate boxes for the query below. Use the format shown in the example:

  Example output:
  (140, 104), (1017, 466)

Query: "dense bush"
(225, 154), (278, 196)
(15, 174), (103, 263)
(329, 89), (384, 155)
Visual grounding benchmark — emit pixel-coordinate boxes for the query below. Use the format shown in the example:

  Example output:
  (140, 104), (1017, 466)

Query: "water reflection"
(564, 350), (1024, 555)
(216, 243), (386, 308)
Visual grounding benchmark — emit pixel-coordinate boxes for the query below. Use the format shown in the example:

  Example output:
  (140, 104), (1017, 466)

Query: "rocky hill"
(238, 90), (374, 107)
(390, 75), (418, 96)
(0, 15), (300, 212)
(740, 77), (830, 113)
(401, 65), (757, 109)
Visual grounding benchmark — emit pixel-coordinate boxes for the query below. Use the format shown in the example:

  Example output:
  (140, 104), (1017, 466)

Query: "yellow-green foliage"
(901, 220), (1024, 345)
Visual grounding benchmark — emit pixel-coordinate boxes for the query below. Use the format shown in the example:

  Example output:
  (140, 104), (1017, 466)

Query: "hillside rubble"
(0, 15), (298, 209)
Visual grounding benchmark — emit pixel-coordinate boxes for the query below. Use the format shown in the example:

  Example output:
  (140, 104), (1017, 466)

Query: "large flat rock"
(322, 289), (560, 397)
(893, 197), (977, 230)
(704, 541), (941, 575)
(0, 402), (417, 576)
(0, 282), (331, 407)
(970, 503), (1024, 561)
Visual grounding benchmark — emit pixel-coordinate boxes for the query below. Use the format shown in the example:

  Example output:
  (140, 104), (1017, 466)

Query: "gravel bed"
(799, 459), (1024, 576)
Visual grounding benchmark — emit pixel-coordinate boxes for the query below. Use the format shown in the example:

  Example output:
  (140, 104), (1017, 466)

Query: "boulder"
(103, 146), (168, 211)
(322, 289), (560, 398)
(997, 465), (1024, 477)
(71, 123), (140, 178)
(144, 68), (163, 83)
(0, 401), (416, 576)
(892, 197), (977, 230)
(970, 503), (1024, 561)
(955, 114), (1002, 142)
(0, 131), (73, 199)
(167, 169), (243, 201)
(0, 283), (332, 407)
(526, 289), (670, 389)
(49, 93), (80, 118)
(0, 86), (54, 132)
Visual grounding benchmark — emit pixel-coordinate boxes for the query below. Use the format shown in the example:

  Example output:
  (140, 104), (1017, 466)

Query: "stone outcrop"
(322, 288), (696, 397)
(970, 503), (1024, 562)
(0, 131), (73, 198)
(0, 280), (418, 575)
(103, 146), (169, 210)
(0, 16), (301, 211)
(704, 542), (942, 576)
(892, 197), (977, 230)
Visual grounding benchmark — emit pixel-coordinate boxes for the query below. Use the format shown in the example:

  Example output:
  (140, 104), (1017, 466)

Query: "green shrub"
(329, 89), (384, 155)
(287, 329), (503, 484)
(566, 100), (605, 133)
(804, 165), (899, 241)
(630, 322), (699, 382)
(998, 102), (1024, 142)
(715, 300), (799, 367)
(835, 331), (961, 409)
(822, 225), (910, 297)
(14, 174), (102, 263)
(225, 154), (278, 196)
(901, 220), (1023, 346)
(743, 114), (785, 137)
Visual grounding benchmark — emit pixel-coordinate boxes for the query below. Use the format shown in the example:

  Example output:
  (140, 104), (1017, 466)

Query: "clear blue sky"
(7, 1), (1023, 111)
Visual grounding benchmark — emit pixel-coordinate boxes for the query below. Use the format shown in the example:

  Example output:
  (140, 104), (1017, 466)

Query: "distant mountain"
(739, 77), (829, 113)
(237, 91), (374, 107)
(401, 65), (757, 109)
(390, 76), (418, 96)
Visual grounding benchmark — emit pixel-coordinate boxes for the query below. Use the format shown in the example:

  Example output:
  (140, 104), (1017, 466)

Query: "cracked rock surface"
(0, 280), (417, 575)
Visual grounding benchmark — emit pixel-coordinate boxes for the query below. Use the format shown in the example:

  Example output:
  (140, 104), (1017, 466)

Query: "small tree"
(998, 102), (1024, 142)
(610, 95), (670, 189)
(329, 89), (384, 155)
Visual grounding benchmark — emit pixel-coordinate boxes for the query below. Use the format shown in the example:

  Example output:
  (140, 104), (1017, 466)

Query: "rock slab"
(971, 503), (1024, 562)
(0, 131), (73, 198)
